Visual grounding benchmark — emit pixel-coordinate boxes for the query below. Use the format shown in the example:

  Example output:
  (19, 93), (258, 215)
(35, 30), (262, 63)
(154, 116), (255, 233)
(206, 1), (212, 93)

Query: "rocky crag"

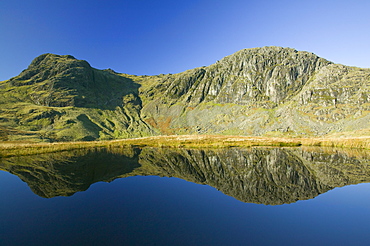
(1, 46), (369, 141)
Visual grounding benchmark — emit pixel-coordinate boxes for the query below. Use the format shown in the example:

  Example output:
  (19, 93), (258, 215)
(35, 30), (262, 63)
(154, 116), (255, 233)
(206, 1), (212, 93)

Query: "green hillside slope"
(0, 54), (154, 141)
(1, 47), (369, 141)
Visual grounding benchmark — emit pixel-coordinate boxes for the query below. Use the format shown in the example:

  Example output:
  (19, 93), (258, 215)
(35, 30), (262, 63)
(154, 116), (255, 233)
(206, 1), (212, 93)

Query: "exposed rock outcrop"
(0, 46), (369, 141)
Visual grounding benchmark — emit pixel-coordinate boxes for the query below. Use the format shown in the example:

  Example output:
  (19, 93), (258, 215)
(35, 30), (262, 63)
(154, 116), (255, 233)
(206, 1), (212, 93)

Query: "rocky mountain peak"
(206, 46), (332, 104)
(12, 53), (91, 83)
(143, 46), (332, 109)
(1, 47), (369, 141)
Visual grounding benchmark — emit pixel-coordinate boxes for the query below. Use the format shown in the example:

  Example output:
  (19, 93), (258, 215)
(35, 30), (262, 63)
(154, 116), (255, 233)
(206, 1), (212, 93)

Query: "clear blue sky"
(1, 0), (370, 81)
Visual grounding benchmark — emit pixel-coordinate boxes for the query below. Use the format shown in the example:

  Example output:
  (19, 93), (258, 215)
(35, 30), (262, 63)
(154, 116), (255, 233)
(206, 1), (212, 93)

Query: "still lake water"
(1, 146), (370, 245)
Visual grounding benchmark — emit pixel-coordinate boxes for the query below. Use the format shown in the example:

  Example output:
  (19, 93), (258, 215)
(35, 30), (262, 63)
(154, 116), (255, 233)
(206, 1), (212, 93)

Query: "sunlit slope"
(1, 47), (369, 141)
(0, 54), (155, 141)
(138, 47), (370, 136)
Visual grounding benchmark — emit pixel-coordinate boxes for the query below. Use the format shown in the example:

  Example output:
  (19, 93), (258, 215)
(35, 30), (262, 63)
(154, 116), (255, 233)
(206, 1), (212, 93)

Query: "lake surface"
(1, 146), (370, 245)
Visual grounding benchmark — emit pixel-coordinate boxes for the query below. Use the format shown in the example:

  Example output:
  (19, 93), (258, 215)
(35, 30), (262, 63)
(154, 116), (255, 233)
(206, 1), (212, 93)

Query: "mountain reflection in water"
(1, 147), (370, 205)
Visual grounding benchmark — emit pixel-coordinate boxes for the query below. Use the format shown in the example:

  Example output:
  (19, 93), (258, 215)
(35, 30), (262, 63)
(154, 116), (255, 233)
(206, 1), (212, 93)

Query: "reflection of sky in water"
(1, 170), (370, 246)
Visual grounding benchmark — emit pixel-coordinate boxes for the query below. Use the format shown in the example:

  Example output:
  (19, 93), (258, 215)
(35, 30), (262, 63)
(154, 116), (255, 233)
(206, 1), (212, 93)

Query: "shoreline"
(1, 135), (369, 158)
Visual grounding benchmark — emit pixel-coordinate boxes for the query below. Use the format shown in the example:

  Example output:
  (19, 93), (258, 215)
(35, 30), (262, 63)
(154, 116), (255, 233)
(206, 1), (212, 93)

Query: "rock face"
(140, 47), (370, 136)
(0, 46), (369, 141)
(1, 147), (370, 204)
(142, 47), (330, 106)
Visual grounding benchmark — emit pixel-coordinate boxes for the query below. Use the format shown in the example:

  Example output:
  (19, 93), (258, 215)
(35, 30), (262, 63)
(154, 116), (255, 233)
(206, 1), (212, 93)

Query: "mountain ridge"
(1, 46), (369, 142)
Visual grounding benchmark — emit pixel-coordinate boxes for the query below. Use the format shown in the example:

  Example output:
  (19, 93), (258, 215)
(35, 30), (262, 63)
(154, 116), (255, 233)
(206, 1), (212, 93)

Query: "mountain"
(1, 46), (369, 142)
(0, 54), (154, 141)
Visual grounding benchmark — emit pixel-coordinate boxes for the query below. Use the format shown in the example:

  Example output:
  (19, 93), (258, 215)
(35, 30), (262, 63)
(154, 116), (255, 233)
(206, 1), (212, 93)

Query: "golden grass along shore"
(0, 135), (369, 158)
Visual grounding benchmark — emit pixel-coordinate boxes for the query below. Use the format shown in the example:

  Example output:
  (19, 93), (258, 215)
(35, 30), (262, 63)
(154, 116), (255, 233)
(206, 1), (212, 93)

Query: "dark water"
(1, 147), (370, 245)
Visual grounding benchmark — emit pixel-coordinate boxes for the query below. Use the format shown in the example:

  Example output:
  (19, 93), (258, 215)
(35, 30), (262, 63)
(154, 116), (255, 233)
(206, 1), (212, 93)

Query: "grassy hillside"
(0, 54), (155, 141)
(136, 47), (370, 137)
(1, 47), (369, 142)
